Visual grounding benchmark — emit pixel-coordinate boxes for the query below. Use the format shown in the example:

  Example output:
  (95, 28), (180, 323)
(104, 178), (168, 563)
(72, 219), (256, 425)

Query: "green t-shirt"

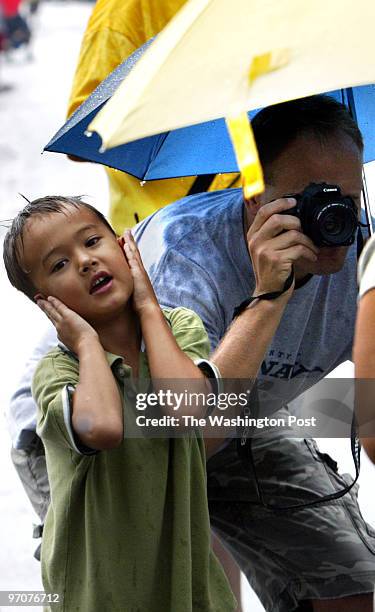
(32, 307), (236, 612)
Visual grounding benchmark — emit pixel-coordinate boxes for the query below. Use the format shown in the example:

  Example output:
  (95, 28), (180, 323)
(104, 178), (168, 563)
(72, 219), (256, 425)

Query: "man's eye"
(86, 236), (100, 247)
(51, 260), (67, 273)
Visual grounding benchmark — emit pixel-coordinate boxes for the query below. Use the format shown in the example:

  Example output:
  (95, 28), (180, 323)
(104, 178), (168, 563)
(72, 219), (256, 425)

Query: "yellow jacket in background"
(67, 0), (239, 233)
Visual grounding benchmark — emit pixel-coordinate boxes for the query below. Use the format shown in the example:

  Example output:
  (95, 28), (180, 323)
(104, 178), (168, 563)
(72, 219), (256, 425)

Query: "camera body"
(283, 182), (358, 247)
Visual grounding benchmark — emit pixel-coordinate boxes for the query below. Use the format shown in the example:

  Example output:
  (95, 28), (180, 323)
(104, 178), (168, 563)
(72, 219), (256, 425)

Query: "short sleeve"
(32, 349), (96, 455)
(163, 307), (211, 362)
(358, 235), (375, 299)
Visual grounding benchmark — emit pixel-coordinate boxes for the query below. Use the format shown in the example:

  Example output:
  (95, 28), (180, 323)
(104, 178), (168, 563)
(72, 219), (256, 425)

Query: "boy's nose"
(79, 255), (97, 274)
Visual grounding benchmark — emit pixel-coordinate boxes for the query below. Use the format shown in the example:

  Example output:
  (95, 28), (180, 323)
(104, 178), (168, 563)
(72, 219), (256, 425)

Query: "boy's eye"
(51, 260), (67, 273)
(86, 236), (101, 247)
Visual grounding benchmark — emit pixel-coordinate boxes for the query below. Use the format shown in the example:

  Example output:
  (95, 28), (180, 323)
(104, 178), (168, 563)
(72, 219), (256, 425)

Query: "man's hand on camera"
(247, 197), (319, 295)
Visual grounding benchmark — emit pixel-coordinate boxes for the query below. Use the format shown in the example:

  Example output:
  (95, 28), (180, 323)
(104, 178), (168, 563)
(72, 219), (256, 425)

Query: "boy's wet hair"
(252, 94), (364, 182)
(3, 195), (116, 302)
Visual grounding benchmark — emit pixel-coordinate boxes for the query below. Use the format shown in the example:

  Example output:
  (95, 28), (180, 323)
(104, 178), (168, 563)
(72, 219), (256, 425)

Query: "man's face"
(21, 205), (134, 325)
(256, 131), (363, 277)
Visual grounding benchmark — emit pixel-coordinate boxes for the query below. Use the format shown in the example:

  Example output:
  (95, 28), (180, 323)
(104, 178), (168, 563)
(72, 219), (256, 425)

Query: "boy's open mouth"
(90, 273), (113, 294)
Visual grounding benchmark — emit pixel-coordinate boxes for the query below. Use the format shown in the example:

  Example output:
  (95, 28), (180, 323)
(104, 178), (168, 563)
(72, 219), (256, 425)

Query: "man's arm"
(36, 297), (123, 450)
(211, 292), (290, 379)
(212, 197), (318, 379)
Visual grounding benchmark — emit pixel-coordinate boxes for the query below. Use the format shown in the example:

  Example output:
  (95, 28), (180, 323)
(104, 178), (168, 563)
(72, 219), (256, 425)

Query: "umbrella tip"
(84, 128), (107, 153)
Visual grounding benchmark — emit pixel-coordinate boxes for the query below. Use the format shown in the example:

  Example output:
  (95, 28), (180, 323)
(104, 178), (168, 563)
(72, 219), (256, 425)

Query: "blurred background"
(0, 2), (375, 611)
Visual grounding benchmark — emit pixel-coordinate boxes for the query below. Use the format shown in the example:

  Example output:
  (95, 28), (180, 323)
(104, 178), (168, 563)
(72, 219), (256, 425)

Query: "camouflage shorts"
(207, 430), (375, 612)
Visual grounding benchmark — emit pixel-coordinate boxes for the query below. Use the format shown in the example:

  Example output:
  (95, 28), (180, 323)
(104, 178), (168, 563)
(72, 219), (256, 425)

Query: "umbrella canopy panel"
(88, 0), (375, 148)
(45, 84), (375, 180)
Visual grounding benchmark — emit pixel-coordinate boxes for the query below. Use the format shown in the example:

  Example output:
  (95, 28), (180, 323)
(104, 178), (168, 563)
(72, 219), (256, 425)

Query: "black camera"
(283, 182), (358, 247)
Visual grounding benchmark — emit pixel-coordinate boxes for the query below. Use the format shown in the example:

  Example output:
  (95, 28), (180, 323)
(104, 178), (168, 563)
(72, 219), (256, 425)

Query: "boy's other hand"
(121, 230), (160, 317)
(36, 295), (99, 355)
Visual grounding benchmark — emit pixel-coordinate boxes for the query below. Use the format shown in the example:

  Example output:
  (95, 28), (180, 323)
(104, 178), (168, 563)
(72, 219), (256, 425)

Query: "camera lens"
(316, 203), (357, 245)
(322, 211), (344, 236)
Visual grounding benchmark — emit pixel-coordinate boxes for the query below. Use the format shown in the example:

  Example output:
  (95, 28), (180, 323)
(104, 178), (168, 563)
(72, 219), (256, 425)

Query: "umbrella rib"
(142, 132), (171, 180)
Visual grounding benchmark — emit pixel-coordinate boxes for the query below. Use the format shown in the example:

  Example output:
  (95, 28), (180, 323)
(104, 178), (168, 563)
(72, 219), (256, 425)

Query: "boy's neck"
(95, 306), (141, 368)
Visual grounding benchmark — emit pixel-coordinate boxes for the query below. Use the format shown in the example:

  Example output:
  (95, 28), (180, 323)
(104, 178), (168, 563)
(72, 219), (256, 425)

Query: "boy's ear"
(34, 293), (46, 302)
(117, 236), (128, 262)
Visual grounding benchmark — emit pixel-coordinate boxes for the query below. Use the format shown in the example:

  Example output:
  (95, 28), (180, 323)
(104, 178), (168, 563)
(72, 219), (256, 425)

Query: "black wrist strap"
(233, 268), (294, 320)
(236, 385), (361, 512)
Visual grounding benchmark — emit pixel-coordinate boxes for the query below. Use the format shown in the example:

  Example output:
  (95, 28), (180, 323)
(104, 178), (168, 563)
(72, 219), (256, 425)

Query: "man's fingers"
(249, 212), (302, 245)
(278, 244), (319, 264)
(266, 230), (319, 256)
(250, 198), (297, 234)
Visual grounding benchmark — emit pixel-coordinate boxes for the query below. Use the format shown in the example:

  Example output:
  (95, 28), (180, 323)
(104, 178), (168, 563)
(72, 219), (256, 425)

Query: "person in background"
(66, 0), (240, 233)
(1, 0), (31, 52)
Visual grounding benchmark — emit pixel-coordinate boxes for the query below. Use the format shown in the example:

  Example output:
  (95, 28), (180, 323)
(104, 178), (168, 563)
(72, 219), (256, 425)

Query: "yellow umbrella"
(89, 0), (375, 198)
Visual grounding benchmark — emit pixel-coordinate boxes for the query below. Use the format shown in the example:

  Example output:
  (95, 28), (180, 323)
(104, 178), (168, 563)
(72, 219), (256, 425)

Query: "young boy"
(3, 196), (236, 612)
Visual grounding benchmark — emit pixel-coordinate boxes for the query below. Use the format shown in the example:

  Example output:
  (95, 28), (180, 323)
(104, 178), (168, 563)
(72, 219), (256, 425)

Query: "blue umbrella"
(44, 39), (375, 179)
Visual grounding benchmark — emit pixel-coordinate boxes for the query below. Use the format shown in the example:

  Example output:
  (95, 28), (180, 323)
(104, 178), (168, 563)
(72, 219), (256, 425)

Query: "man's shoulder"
(135, 188), (243, 252)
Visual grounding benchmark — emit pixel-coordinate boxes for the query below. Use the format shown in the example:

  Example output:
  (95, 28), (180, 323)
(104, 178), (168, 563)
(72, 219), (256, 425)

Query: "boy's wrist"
(137, 302), (162, 321)
(75, 333), (102, 357)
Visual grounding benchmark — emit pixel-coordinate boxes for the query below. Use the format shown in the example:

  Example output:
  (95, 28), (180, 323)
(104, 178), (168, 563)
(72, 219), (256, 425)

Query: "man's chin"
(318, 247), (348, 271)
(312, 264), (345, 276)
(296, 248), (348, 277)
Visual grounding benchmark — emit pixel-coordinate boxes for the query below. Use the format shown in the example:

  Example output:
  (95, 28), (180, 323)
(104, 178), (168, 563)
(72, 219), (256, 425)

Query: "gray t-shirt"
(135, 187), (357, 412)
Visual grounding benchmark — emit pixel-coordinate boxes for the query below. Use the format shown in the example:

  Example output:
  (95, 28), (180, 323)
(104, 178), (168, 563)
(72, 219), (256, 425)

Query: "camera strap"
(357, 225), (364, 258)
(236, 384), (361, 512)
(232, 268), (294, 319)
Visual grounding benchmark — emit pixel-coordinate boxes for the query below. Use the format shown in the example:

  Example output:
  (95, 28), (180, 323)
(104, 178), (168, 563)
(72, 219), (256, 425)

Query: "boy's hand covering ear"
(122, 230), (160, 317)
(36, 295), (98, 354)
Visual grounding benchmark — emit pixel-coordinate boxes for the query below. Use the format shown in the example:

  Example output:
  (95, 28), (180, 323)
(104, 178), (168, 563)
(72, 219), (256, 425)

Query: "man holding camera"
(135, 95), (375, 611)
